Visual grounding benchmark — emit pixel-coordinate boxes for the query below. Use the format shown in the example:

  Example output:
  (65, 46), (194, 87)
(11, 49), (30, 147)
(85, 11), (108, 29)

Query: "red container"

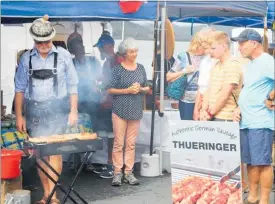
(1, 149), (23, 179)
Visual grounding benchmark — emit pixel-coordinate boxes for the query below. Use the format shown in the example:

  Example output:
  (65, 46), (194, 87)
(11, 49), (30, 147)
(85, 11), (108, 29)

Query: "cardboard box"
(1, 175), (22, 203)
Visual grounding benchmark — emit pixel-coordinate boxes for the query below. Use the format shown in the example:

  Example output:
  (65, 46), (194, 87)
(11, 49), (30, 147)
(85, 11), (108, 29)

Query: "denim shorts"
(240, 128), (274, 165)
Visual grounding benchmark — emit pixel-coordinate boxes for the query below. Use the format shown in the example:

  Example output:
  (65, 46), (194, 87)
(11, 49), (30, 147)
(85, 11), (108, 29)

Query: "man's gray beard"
(36, 45), (52, 55)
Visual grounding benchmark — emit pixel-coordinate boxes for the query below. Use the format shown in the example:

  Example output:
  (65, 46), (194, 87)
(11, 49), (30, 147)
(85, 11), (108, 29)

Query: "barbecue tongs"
(220, 165), (241, 189)
(219, 165), (241, 184)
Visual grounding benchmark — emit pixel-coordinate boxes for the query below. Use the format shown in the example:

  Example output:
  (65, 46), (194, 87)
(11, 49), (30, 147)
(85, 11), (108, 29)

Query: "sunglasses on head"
(35, 40), (51, 45)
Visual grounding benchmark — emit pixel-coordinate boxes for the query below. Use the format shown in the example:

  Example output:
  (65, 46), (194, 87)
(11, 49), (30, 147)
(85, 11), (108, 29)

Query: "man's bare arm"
(265, 89), (275, 110)
(202, 89), (209, 111)
(193, 91), (202, 120)
(69, 94), (78, 113)
(209, 84), (235, 115)
(15, 92), (26, 132)
(15, 92), (24, 117)
(67, 94), (78, 126)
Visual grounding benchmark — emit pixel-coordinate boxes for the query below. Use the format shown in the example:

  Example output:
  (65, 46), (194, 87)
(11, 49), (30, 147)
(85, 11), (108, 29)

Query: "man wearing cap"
(92, 34), (122, 179)
(232, 29), (274, 204)
(93, 34), (123, 69)
(15, 16), (78, 204)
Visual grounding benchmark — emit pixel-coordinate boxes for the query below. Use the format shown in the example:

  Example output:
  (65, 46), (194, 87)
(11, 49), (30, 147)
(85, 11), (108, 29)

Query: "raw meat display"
(172, 176), (241, 204)
(173, 176), (211, 203)
(28, 132), (97, 144)
(197, 183), (232, 204)
(226, 189), (242, 204)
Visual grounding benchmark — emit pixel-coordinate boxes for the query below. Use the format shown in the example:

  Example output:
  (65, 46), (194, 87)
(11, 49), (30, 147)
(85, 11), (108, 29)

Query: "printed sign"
(169, 120), (242, 204)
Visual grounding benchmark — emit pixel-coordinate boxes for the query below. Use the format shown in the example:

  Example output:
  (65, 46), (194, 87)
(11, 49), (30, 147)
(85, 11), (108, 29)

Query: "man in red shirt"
(93, 34), (122, 178)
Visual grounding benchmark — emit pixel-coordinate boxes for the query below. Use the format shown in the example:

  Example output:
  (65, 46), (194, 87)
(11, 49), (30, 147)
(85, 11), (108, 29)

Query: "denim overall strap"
(28, 51), (58, 100)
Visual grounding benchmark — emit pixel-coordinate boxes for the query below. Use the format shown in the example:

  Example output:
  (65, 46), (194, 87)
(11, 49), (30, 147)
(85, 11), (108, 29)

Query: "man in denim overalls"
(14, 15), (78, 204)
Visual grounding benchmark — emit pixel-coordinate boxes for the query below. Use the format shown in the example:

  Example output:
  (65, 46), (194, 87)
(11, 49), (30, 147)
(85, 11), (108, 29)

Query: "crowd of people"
(14, 16), (149, 204)
(13, 15), (274, 204)
(166, 28), (274, 204)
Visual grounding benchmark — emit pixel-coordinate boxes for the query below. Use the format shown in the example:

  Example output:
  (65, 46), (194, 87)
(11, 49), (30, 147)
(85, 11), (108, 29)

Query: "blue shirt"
(238, 53), (274, 130)
(15, 46), (78, 102)
(73, 56), (102, 103)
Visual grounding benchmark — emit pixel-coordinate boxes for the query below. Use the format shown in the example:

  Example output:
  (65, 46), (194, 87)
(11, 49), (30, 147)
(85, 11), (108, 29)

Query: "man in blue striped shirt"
(15, 15), (78, 204)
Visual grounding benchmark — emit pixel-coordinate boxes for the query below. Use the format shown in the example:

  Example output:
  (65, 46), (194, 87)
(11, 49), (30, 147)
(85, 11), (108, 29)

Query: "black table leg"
(39, 157), (64, 204)
(37, 152), (93, 204)
(61, 152), (93, 204)
(37, 159), (78, 204)
(40, 157), (61, 177)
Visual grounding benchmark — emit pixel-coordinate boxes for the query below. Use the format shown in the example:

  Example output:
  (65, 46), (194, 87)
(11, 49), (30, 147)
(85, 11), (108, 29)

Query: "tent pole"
(149, 0), (160, 156)
(273, 21), (275, 44)
(158, 6), (166, 176)
(263, 15), (268, 53)
(122, 21), (125, 40)
(159, 7), (166, 120)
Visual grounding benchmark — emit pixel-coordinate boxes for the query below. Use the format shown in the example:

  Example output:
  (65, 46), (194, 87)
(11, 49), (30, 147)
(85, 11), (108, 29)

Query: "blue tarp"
(164, 1), (274, 28)
(1, 1), (274, 28)
(268, 1), (275, 21)
(170, 16), (274, 29)
(1, 1), (158, 23)
(164, 1), (268, 17)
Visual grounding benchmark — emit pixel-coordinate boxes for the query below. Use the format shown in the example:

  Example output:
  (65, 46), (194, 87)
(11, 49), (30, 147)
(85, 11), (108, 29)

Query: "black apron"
(25, 51), (69, 137)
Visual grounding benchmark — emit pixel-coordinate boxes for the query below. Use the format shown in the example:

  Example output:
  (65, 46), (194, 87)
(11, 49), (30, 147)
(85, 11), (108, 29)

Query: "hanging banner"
(169, 120), (242, 204)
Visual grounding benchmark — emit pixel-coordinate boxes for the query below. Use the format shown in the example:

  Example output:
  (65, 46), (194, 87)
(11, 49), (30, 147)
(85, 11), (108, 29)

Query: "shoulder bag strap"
(53, 52), (58, 97)
(186, 52), (192, 65)
(28, 49), (33, 99)
(185, 52), (198, 88)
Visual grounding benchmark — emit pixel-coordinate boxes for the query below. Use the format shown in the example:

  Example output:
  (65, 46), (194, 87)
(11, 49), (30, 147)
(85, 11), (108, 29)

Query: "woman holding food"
(107, 38), (149, 186)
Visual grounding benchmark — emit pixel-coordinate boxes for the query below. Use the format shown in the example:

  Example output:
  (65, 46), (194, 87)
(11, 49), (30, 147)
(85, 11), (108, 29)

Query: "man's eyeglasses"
(35, 40), (51, 45)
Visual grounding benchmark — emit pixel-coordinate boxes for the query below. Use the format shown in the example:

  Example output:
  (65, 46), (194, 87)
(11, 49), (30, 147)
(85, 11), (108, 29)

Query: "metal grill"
(172, 168), (239, 185)
(171, 163), (240, 185)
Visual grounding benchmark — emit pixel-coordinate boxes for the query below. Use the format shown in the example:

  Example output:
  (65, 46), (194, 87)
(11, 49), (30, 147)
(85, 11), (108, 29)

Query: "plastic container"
(1, 148), (23, 179)
(140, 154), (160, 177)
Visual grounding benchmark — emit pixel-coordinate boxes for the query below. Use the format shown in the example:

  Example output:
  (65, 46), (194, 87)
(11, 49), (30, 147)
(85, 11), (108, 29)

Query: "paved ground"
(26, 162), (172, 204)
(24, 162), (274, 204)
